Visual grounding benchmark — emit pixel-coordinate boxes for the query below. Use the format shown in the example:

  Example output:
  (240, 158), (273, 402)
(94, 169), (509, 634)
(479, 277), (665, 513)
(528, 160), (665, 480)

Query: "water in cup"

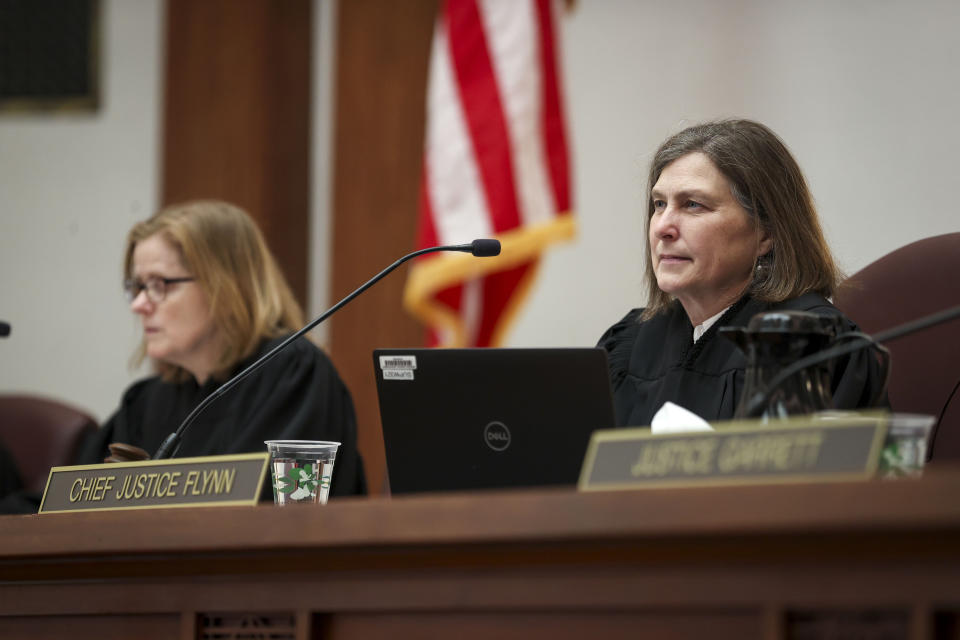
(264, 440), (340, 505)
(270, 456), (334, 505)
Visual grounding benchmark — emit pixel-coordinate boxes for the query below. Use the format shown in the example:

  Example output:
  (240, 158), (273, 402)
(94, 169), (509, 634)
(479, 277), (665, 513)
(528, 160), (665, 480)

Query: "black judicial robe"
(76, 335), (366, 498)
(0, 443), (23, 501)
(598, 293), (888, 428)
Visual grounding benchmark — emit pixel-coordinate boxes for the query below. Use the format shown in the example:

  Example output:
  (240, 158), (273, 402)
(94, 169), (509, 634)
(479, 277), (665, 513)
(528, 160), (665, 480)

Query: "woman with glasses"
(78, 200), (366, 497)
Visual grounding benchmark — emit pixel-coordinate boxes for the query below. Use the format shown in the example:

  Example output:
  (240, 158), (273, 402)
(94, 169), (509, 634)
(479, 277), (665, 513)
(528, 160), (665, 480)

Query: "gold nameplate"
(38, 453), (270, 514)
(578, 413), (888, 492)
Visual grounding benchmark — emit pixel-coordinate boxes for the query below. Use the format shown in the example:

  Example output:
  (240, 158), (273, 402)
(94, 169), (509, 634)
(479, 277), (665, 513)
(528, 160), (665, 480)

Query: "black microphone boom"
(0, 321), (10, 338)
(153, 239), (502, 459)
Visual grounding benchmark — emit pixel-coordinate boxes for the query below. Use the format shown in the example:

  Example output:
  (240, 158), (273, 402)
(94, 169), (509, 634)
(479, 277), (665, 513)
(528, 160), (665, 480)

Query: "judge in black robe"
(76, 334), (366, 498)
(2, 201), (367, 515)
(604, 119), (889, 427)
(0, 443), (24, 502)
(599, 293), (887, 427)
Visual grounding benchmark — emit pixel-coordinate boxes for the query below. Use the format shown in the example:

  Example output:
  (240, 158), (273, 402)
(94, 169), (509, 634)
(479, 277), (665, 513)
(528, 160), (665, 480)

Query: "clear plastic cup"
(264, 440), (340, 505)
(878, 414), (936, 478)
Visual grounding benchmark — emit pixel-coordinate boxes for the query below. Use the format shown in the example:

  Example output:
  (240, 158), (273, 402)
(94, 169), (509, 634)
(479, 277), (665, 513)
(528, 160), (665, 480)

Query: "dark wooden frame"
(161, 0), (440, 494)
(0, 0), (102, 113)
(329, 0), (439, 495)
(162, 0), (312, 305)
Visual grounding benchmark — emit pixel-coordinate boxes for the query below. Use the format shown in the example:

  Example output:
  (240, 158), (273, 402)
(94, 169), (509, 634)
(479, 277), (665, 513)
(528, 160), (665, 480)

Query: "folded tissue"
(650, 401), (714, 434)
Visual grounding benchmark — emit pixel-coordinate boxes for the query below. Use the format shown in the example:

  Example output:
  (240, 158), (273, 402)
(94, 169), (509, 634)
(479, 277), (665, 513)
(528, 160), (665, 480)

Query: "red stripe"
(416, 159), (439, 251)
(535, 0), (571, 213)
(475, 263), (533, 346)
(445, 0), (522, 233)
(431, 284), (464, 347)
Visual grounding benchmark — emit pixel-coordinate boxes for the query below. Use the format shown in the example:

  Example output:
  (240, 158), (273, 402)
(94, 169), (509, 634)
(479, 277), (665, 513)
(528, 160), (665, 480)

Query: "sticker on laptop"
(379, 355), (416, 381)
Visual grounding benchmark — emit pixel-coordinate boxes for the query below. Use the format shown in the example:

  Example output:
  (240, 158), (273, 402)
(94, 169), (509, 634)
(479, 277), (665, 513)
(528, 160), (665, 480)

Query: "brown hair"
(124, 200), (304, 382)
(642, 119), (840, 319)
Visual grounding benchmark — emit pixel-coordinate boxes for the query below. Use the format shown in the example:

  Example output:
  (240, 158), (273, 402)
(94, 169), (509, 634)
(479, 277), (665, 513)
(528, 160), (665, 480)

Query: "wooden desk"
(2, 470), (960, 639)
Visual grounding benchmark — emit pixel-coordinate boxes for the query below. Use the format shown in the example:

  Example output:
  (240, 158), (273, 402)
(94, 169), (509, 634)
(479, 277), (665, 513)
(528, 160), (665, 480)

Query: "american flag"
(404, 0), (573, 347)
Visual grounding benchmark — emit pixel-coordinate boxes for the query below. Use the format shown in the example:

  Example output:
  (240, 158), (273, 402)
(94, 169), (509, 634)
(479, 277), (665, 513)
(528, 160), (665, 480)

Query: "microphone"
(469, 238), (501, 257)
(0, 321), (9, 338)
(153, 239), (502, 459)
(741, 303), (960, 418)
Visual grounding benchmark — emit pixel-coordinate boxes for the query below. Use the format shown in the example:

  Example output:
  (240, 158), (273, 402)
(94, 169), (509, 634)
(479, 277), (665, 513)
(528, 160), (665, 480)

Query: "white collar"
(693, 306), (730, 343)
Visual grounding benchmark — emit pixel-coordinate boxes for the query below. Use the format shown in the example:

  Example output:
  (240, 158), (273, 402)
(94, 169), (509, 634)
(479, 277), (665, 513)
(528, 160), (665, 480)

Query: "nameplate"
(38, 453), (270, 513)
(578, 414), (888, 491)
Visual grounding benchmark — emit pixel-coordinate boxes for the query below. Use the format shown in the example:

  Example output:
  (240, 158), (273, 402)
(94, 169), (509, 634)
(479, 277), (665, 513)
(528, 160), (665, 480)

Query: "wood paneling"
(330, 0), (439, 494)
(162, 0), (311, 305)
(323, 612), (761, 640)
(0, 615), (180, 640)
(161, 0), (432, 492)
(3, 473), (960, 638)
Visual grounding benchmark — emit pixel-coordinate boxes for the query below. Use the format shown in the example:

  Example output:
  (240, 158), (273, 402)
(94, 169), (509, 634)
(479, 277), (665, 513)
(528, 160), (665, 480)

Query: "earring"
(755, 254), (771, 277)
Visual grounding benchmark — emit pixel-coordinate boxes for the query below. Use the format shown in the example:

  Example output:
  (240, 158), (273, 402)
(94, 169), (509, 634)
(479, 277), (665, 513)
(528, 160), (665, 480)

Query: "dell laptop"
(373, 348), (616, 495)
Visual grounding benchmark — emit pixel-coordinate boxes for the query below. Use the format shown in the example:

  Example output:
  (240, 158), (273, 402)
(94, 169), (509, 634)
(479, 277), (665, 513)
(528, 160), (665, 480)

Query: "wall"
(509, 0), (960, 348)
(0, 0), (162, 421)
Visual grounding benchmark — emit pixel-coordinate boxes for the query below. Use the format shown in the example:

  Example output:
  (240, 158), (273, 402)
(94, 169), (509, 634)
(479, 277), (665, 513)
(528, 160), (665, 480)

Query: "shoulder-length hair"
(642, 119), (840, 319)
(124, 200), (304, 382)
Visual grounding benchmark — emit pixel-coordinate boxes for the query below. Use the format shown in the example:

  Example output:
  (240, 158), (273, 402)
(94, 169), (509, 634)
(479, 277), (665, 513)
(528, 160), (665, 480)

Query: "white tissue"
(650, 401), (714, 434)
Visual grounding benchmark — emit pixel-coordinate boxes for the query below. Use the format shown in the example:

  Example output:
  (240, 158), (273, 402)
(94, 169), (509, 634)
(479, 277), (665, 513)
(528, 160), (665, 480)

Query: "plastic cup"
(264, 440), (340, 505)
(878, 414), (936, 478)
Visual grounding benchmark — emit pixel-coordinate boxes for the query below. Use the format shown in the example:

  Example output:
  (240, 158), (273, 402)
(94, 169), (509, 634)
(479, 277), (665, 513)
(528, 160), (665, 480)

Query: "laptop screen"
(373, 348), (615, 495)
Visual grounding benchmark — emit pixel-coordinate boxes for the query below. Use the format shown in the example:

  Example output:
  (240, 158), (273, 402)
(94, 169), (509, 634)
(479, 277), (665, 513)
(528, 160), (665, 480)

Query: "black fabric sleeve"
(801, 299), (890, 411)
(72, 378), (153, 466)
(72, 413), (116, 466)
(596, 309), (643, 388)
(829, 331), (891, 411)
(0, 442), (24, 499)
(226, 339), (367, 498)
(0, 434), (38, 513)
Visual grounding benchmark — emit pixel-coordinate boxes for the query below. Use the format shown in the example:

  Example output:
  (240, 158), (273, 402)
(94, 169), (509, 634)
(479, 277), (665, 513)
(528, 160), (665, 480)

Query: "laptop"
(373, 348), (616, 495)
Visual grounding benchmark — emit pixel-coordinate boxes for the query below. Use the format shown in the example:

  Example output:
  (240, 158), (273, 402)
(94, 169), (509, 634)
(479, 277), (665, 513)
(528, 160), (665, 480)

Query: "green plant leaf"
(284, 468), (302, 485)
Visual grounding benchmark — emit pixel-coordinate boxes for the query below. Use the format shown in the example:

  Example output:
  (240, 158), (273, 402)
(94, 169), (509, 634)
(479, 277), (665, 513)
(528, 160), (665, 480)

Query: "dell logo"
(483, 421), (511, 452)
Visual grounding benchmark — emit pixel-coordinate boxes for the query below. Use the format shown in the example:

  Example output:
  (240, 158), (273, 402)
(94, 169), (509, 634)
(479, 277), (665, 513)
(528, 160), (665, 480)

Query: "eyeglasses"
(123, 276), (196, 303)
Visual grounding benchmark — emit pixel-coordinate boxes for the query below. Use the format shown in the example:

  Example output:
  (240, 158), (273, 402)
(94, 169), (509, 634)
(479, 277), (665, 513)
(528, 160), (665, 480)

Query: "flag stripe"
(475, 262), (530, 345)
(461, 278), (483, 344)
(446, 0), (522, 233)
(436, 283), (465, 345)
(404, 217), (576, 347)
(535, 0), (571, 213)
(406, 0), (574, 348)
(479, 0), (556, 228)
(416, 162), (440, 250)
(425, 19), (492, 244)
